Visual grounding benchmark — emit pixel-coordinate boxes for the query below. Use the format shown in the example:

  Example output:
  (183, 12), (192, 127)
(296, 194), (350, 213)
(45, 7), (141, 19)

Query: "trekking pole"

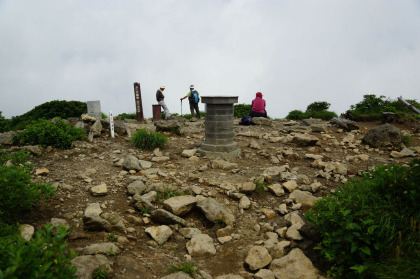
(181, 99), (183, 116)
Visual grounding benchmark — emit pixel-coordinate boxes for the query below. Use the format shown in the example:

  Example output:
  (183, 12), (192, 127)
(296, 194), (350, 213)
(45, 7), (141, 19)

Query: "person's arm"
(181, 92), (190, 100)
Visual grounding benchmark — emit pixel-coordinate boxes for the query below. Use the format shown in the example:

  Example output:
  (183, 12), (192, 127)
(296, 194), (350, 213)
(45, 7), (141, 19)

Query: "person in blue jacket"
(180, 85), (201, 119)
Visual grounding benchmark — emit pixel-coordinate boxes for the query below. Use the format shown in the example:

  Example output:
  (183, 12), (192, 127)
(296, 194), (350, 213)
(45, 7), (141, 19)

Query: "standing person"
(156, 86), (171, 119)
(180, 85), (201, 119)
(250, 92), (268, 118)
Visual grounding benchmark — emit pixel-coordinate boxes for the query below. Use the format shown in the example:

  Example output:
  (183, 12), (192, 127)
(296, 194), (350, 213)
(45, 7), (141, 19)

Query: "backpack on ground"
(239, 115), (252, 125)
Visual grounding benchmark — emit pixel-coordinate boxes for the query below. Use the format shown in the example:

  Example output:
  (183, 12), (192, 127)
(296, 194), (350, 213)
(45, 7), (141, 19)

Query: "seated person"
(250, 92), (267, 118)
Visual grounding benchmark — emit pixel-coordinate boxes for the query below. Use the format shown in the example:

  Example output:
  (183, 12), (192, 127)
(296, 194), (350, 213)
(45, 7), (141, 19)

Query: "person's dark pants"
(250, 110), (267, 118)
(190, 103), (201, 118)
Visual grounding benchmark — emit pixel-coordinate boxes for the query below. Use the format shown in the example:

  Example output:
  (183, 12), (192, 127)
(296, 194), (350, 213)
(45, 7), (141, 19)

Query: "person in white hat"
(180, 85), (201, 119)
(156, 86), (171, 119)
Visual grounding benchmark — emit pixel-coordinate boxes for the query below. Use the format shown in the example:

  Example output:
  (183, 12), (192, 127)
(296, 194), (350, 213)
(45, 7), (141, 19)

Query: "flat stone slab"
(163, 195), (197, 216)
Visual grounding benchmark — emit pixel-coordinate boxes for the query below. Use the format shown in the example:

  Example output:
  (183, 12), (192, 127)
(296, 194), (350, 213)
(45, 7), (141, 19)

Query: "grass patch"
(130, 129), (168, 150)
(254, 177), (268, 194)
(168, 261), (196, 276)
(93, 267), (109, 279)
(155, 188), (182, 202)
(402, 134), (413, 147)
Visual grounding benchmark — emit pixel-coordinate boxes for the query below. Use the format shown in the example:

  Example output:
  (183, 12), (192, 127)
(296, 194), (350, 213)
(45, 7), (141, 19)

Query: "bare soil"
(13, 119), (420, 278)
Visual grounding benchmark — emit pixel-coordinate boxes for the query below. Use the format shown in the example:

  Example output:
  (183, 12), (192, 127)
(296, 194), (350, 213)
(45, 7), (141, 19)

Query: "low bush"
(305, 159), (420, 278)
(345, 94), (420, 122)
(234, 104), (252, 118)
(12, 118), (86, 149)
(286, 101), (337, 120)
(0, 224), (77, 278)
(286, 110), (337, 121)
(130, 129), (168, 150)
(117, 113), (137, 120)
(306, 101), (331, 112)
(181, 111), (206, 120)
(0, 111), (11, 133)
(0, 164), (55, 222)
(286, 110), (306, 120)
(8, 100), (87, 131)
(306, 110), (338, 120)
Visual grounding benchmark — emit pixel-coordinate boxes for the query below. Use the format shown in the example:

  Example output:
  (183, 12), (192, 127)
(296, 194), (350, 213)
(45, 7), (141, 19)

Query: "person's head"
(160, 86), (165, 91)
(190, 85), (194, 91)
(256, 92), (262, 98)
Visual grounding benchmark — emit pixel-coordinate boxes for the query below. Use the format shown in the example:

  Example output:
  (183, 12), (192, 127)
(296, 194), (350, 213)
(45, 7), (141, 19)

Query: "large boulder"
(71, 255), (112, 279)
(0, 131), (16, 145)
(196, 198), (235, 226)
(245, 246), (272, 271)
(155, 120), (184, 135)
(252, 117), (273, 126)
(270, 248), (324, 279)
(186, 234), (216, 256)
(123, 155), (141, 171)
(330, 117), (359, 131)
(163, 195), (197, 216)
(362, 124), (401, 148)
(292, 134), (319, 147)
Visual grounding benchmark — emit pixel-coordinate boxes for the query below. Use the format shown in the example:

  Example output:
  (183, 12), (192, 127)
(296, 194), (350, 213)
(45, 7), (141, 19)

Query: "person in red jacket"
(250, 92), (267, 118)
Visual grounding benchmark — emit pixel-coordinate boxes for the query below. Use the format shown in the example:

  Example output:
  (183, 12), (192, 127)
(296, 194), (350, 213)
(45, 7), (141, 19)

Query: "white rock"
(245, 246), (272, 271)
(186, 234), (216, 256)
(145, 225), (173, 245)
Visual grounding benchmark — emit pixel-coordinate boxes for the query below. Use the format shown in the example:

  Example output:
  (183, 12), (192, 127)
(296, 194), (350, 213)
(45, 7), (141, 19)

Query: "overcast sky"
(1, 0), (420, 119)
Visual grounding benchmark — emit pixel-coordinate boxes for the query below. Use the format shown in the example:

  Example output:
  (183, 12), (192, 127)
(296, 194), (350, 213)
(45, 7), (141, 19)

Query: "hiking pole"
(181, 99), (183, 116)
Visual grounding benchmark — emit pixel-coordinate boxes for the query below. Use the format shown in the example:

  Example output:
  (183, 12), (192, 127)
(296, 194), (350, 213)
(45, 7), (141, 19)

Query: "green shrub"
(117, 113), (137, 120)
(305, 159), (420, 278)
(306, 101), (331, 112)
(130, 129), (168, 150)
(234, 104), (252, 118)
(0, 111), (11, 133)
(13, 118), (86, 149)
(306, 110), (338, 120)
(345, 94), (420, 122)
(285, 110), (337, 121)
(0, 164), (55, 222)
(0, 224), (77, 278)
(286, 110), (306, 120)
(0, 148), (31, 170)
(9, 100), (87, 130)
(168, 261), (196, 276)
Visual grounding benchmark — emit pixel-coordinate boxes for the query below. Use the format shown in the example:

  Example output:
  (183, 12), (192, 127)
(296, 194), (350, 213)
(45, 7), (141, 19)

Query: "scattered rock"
(245, 246), (272, 271)
(145, 225), (173, 245)
(270, 248), (324, 279)
(196, 198), (235, 226)
(186, 234), (217, 256)
(163, 195), (197, 216)
(19, 224), (35, 241)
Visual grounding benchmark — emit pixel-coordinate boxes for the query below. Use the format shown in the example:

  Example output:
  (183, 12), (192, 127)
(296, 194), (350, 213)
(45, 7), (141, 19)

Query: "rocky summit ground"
(8, 116), (420, 279)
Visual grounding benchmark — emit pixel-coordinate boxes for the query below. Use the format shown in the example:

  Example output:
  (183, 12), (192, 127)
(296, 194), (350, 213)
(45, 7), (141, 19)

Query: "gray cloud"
(1, 0), (420, 119)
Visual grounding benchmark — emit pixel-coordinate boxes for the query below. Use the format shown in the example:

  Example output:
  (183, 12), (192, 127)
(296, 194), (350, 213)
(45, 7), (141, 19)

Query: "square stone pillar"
(199, 96), (240, 159)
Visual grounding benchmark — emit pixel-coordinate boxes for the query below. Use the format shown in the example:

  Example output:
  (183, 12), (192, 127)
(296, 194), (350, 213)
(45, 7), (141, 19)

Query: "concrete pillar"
(200, 96), (240, 159)
(152, 104), (162, 121)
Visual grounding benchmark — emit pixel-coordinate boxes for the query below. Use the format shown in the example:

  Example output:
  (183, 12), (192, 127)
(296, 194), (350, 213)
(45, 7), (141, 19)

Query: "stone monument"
(199, 96), (240, 159)
(87, 100), (102, 119)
